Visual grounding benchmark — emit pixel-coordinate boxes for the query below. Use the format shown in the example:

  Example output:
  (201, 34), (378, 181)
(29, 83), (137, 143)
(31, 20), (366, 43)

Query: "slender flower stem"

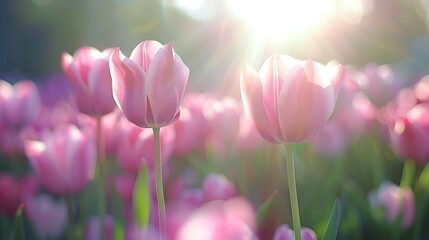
(285, 144), (301, 240)
(96, 115), (106, 240)
(65, 195), (73, 240)
(399, 160), (415, 188)
(153, 127), (166, 240)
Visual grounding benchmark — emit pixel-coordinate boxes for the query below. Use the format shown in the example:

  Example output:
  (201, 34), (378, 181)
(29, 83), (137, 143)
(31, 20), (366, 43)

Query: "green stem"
(96, 115), (106, 240)
(285, 144), (301, 240)
(400, 160), (415, 188)
(65, 195), (73, 240)
(153, 127), (166, 240)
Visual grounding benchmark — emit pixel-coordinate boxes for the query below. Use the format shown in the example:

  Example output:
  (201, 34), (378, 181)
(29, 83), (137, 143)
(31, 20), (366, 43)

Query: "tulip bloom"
(202, 173), (236, 201)
(84, 216), (114, 240)
(109, 40), (189, 128)
(0, 174), (38, 216)
(116, 123), (175, 172)
(388, 103), (429, 165)
(240, 55), (343, 144)
(177, 197), (257, 240)
(24, 194), (67, 238)
(61, 47), (116, 116)
(369, 182), (414, 229)
(0, 80), (41, 129)
(273, 224), (317, 240)
(24, 124), (96, 195)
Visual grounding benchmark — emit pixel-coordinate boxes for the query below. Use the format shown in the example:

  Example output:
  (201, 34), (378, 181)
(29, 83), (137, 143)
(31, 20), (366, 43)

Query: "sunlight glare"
(174, 0), (215, 20)
(228, 0), (334, 40)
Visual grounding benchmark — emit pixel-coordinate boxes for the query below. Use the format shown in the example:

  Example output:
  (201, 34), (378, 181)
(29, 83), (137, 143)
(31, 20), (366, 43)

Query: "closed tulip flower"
(241, 55), (343, 144)
(389, 103), (429, 165)
(24, 124), (96, 195)
(24, 194), (67, 239)
(109, 40), (189, 128)
(369, 182), (415, 229)
(61, 47), (116, 116)
(0, 80), (41, 129)
(273, 224), (317, 240)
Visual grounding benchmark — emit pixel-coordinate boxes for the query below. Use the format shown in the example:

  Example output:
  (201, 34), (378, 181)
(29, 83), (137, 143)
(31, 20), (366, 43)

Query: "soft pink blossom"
(109, 40), (189, 128)
(24, 194), (67, 238)
(0, 174), (37, 216)
(24, 124), (97, 195)
(61, 47), (116, 116)
(172, 94), (209, 156)
(116, 123), (175, 172)
(388, 103), (429, 164)
(0, 80), (40, 129)
(359, 63), (401, 107)
(369, 182), (415, 229)
(241, 56), (343, 144)
(203, 97), (242, 154)
(202, 173), (236, 201)
(84, 216), (114, 240)
(273, 224), (317, 240)
(177, 197), (257, 240)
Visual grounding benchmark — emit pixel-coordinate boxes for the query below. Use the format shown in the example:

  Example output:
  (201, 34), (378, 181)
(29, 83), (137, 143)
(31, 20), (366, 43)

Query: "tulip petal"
(14, 81), (40, 125)
(147, 42), (189, 126)
(130, 40), (164, 72)
(330, 64), (345, 100)
(62, 52), (93, 113)
(259, 55), (298, 139)
(110, 48), (149, 127)
(25, 140), (64, 195)
(240, 65), (278, 143)
(277, 62), (335, 143)
(88, 57), (115, 114)
(61, 52), (75, 84)
(71, 47), (102, 86)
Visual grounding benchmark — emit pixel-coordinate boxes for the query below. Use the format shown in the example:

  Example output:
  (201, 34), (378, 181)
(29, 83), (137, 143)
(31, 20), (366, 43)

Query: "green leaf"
(113, 222), (125, 240)
(112, 185), (125, 240)
(418, 162), (429, 191)
(133, 161), (151, 228)
(9, 204), (24, 240)
(256, 191), (277, 223)
(399, 160), (415, 188)
(322, 199), (341, 240)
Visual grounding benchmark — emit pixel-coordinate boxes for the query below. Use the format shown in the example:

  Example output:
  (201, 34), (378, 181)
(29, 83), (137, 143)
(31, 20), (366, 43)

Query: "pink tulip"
(235, 111), (265, 152)
(24, 194), (67, 238)
(166, 201), (196, 239)
(84, 215), (114, 240)
(109, 40), (189, 128)
(273, 224), (317, 240)
(126, 225), (160, 240)
(0, 174), (38, 216)
(78, 109), (124, 156)
(172, 94), (209, 156)
(202, 173), (236, 201)
(310, 119), (347, 157)
(414, 75), (429, 104)
(116, 122), (175, 172)
(241, 55), (344, 144)
(203, 97), (242, 154)
(24, 124), (97, 195)
(178, 188), (205, 206)
(359, 63), (401, 107)
(388, 103), (429, 164)
(177, 197), (257, 240)
(0, 80), (40, 129)
(369, 182), (415, 229)
(61, 47), (116, 116)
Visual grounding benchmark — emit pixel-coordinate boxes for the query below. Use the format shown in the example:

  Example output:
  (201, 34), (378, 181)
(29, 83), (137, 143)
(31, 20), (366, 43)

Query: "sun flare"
(228, 0), (334, 40)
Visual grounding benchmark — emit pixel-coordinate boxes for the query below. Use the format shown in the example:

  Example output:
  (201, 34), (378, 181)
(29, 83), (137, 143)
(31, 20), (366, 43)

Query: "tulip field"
(2, 1), (429, 240)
